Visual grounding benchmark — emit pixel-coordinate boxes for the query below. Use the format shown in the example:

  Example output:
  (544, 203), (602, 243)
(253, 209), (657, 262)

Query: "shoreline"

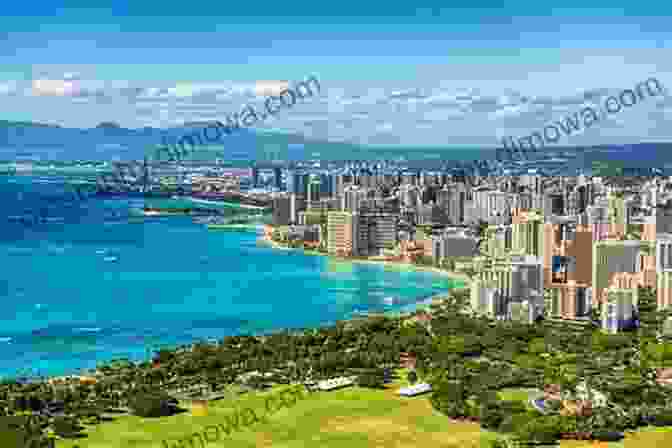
(259, 235), (469, 319)
(185, 196), (268, 210)
(259, 235), (471, 286)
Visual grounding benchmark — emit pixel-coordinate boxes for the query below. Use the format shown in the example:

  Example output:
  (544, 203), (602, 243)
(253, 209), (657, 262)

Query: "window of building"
(555, 226), (563, 246)
(576, 288), (587, 317)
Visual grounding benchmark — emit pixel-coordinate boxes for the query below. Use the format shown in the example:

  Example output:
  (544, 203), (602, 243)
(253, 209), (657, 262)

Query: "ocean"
(0, 174), (462, 379)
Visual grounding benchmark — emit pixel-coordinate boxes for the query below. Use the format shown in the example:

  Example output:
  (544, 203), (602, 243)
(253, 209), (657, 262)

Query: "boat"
(103, 256), (118, 262)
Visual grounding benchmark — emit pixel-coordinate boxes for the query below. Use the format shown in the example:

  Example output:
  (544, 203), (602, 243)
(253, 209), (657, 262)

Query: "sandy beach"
(257, 232), (471, 318)
(185, 197), (267, 210)
(259, 235), (471, 288)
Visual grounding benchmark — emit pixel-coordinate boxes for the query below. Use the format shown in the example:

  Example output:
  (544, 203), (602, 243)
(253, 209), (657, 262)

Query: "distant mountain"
(2, 120), (672, 166)
(181, 121), (216, 128)
(0, 120), (62, 128)
(95, 121), (121, 129)
(0, 119), (331, 163)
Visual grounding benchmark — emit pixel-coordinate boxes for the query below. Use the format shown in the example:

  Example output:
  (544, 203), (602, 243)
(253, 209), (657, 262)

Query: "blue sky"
(1, 1), (671, 147)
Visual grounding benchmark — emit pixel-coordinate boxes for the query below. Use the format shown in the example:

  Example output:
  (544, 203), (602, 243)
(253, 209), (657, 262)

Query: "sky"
(1, 0), (672, 147)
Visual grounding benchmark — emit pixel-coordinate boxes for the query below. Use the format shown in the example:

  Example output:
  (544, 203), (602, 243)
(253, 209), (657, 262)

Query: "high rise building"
(273, 167), (282, 190)
(401, 172), (418, 186)
(327, 211), (358, 256)
(251, 166), (260, 188)
(357, 212), (397, 256)
(343, 186), (370, 213)
(602, 288), (637, 333)
(307, 174), (321, 202)
(331, 173), (353, 199)
(512, 209), (544, 259)
(542, 218), (593, 319)
(475, 254), (544, 320)
(286, 170), (310, 197)
(470, 279), (500, 317)
(320, 173), (333, 198)
(585, 201), (610, 241)
(290, 194), (305, 224)
(657, 233), (672, 310)
(399, 185), (421, 209)
(544, 191), (565, 217)
(436, 184), (467, 225)
(470, 188), (513, 224)
(417, 203), (449, 226)
(592, 239), (656, 305)
(430, 229), (478, 261)
(272, 195), (292, 226)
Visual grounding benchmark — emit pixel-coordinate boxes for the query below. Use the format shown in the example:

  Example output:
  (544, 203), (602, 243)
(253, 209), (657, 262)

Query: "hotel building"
(327, 211), (358, 256)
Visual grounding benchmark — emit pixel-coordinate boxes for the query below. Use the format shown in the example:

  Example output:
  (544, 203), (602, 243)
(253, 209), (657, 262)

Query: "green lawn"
(56, 377), (499, 448)
(497, 387), (537, 403)
(53, 377), (672, 448)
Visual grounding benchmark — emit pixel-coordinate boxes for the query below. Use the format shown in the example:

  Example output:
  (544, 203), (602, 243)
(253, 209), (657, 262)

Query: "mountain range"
(2, 120), (672, 168)
(0, 120), (346, 164)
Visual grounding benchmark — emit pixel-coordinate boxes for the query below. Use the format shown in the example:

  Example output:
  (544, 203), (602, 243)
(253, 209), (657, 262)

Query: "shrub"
(557, 414), (580, 436)
(498, 412), (531, 434)
(430, 379), (468, 418)
(0, 427), (28, 447)
(514, 417), (561, 446)
(465, 400), (481, 420)
(591, 430), (624, 441)
(128, 394), (175, 418)
(486, 436), (513, 448)
(499, 400), (527, 415)
(652, 410), (672, 426)
(52, 416), (82, 438)
(356, 369), (386, 389)
(480, 402), (504, 430)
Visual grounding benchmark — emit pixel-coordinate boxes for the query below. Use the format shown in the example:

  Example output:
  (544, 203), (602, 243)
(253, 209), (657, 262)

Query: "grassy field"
(55, 378), (672, 448)
(497, 387), (538, 403)
(56, 385), (498, 448)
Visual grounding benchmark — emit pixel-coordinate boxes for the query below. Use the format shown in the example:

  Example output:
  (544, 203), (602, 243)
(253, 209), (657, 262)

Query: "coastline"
(260, 235), (470, 285)
(259, 235), (470, 319)
(185, 196), (267, 210)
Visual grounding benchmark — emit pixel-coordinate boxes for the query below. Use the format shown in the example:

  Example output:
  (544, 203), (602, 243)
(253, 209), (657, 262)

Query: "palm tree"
(543, 289), (554, 318)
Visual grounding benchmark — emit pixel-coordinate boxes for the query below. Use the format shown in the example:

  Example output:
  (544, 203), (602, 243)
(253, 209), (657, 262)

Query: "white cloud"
(3, 70), (672, 147)
(32, 79), (80, 96)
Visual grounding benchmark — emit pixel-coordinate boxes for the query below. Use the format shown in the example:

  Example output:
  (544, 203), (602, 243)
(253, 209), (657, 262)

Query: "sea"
(0, 173), (462, 380)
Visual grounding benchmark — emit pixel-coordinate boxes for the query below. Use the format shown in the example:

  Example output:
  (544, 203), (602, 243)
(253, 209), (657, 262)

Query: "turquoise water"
(0, 175), (461, 379)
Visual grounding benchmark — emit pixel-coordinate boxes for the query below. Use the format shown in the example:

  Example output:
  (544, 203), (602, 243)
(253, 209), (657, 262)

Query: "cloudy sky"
(1, 1), (672, 147)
